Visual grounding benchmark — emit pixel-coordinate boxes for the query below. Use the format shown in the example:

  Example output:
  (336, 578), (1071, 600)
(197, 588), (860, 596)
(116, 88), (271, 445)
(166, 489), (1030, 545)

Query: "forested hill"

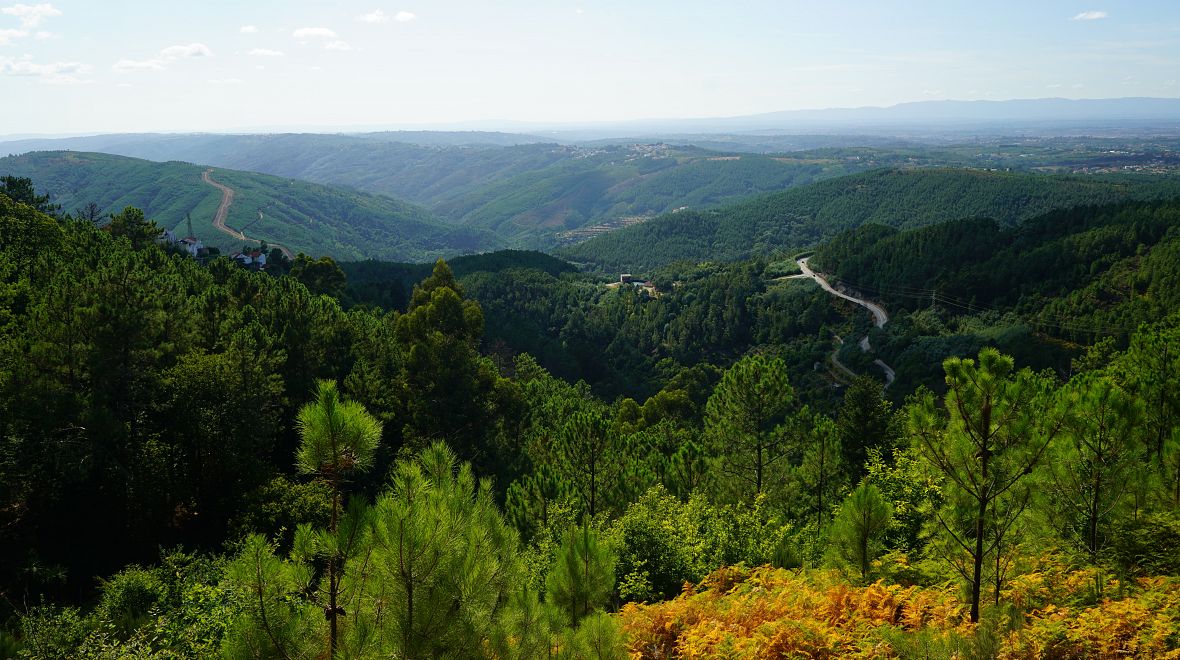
(560, 168), (1180, 272)
(0, 135), (878, 248)
(811, 199), (1180, 341)
(340, 249), (577, 310)
(0, 151), (500, 261)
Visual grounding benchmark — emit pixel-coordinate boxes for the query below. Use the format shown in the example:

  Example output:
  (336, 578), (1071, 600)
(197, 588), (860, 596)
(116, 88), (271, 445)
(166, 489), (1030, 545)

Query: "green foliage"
(221, 534), (320, 659)
(11, 551), (236, 659)
(1108, 511), (1180, 577)
(556, 412), (622, 518)
(546, 525), (616, 625)
(5, 151), (1180, 657)
(394, 259), (515, 470)
(705, 353), (798, 500)
(836, 375), (897, 478)
(563, 168), (1180, 272)
(605, 486), (795, 605)
(813, 199), (1180, 349)
(16, 606), (89, 660)
(229, 476), (332, 548)
(910, 348), (1066, 622)
(224, 442), (549, 659)
(105, 205), (161, 250)
(295, 379), (382, 478)
(367, 442), (527, 657)
(560, 611), (627, 660)
(290, 254), (347, 298)
(863, 442), (941, 554)
(0, 151), (483, 260)
(1040, 375), (1142, 561)
(830, 484), (893, 580)
(1, 175), (60, 216)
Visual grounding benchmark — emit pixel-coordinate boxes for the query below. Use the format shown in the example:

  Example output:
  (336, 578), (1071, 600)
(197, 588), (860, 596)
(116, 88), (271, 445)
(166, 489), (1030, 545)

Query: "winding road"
(201, 169), (294, 259)
(798, 257), (896, 387)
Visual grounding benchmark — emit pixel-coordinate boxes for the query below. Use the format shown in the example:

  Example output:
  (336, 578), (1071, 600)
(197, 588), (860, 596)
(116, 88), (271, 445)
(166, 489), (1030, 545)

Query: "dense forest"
(561, 168), (1180, 272)
(0, 139), (875, 249)
(2, 169), (1180, 658)
(0, 152), (495, 261)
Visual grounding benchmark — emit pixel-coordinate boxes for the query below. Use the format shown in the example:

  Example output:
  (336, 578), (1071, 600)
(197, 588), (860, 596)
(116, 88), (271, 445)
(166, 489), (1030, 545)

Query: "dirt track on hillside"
(201, 169), (294, 259)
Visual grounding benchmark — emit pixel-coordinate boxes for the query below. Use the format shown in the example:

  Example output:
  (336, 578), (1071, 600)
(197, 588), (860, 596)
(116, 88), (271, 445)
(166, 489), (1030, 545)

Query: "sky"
(1, 0), (1179, 134)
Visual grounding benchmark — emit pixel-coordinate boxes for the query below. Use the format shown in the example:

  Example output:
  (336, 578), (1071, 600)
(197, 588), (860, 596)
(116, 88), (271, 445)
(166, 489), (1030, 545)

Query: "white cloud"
(113, 42), (213, 72)
(248, 47), (284, 57)
(1046, 83), (1063, 89)
(310, 65), (323, 71)
(0, 27), (25, 44)
(240, 25), (258, 34)
(208, 77), (243, 85)
(1071, 10), (1107, 21)
(293, 27), (337, 39)
(357, 9), (388, 24)
(357, 9), (414, 24)
(325, 40), (351, 51)
(112, 57), (166, 71)
(1, 54), (89, 83)
(159, 42), (212, 59)
(1, 3), (62, 29)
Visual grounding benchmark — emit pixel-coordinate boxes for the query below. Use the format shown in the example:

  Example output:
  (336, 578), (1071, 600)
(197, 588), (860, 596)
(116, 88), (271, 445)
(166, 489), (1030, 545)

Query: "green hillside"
(0, 151), (500, 261)
(560, 167), (1180, 272)
(340, 249), (577, 310)
(0, 135), (876, 246)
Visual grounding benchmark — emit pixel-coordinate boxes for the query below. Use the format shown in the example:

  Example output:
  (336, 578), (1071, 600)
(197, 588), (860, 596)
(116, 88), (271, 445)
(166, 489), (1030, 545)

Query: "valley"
(3, 103), (1180, 659)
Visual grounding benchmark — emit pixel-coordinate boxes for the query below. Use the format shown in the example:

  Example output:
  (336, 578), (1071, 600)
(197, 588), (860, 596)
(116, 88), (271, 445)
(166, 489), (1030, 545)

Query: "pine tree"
(836, 375), (895, 478)
(705, 354), (797, 500)
(830, 483), (892, 580)
(1044, 375), (1142, 561)
(910, 348), (1066, 622)
(294, 380), (382, 658)
(368, 442), (526, 657)
(556, 412), (621, 518)
(546, 525), (616, 626)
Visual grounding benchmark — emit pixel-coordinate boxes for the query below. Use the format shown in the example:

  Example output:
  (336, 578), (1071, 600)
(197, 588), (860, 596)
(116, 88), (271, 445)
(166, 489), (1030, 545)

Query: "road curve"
(201, 169), (294, 259)
(798, 257), (896, 387)
(799, 257), (888, 328)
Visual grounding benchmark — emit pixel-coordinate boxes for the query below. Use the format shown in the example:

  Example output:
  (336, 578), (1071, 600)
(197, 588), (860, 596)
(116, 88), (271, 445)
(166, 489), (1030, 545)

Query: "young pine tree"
(910, 348), (1066, 623)
(295, 379), (383, 658)
(830, 483), (893, 580)
(546, 525), (616, 626)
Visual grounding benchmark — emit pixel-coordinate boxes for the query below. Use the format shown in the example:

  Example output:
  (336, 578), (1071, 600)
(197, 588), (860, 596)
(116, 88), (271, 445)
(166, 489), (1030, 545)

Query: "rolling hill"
(0, 134), (876, 247)
(0, 151), (501, 261)
(559, 167), (1180, 272)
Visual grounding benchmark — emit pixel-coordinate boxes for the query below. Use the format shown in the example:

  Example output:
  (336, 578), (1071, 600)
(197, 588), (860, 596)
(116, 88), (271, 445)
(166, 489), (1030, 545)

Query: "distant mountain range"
(530, 97), (1180, 139)
(4, 98), (1180, 144)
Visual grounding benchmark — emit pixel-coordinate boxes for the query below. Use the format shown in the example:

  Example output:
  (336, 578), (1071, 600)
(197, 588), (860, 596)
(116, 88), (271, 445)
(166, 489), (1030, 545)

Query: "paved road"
(829, 335), (858, 382)
(798, 257), (896, 387)
(201, 169), (294, 259)
(799, 257), (888, 327)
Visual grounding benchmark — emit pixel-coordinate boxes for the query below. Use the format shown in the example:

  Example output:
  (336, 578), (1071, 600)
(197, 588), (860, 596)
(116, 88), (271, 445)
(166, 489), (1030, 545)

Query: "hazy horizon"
(2, 1), (1179, 134)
